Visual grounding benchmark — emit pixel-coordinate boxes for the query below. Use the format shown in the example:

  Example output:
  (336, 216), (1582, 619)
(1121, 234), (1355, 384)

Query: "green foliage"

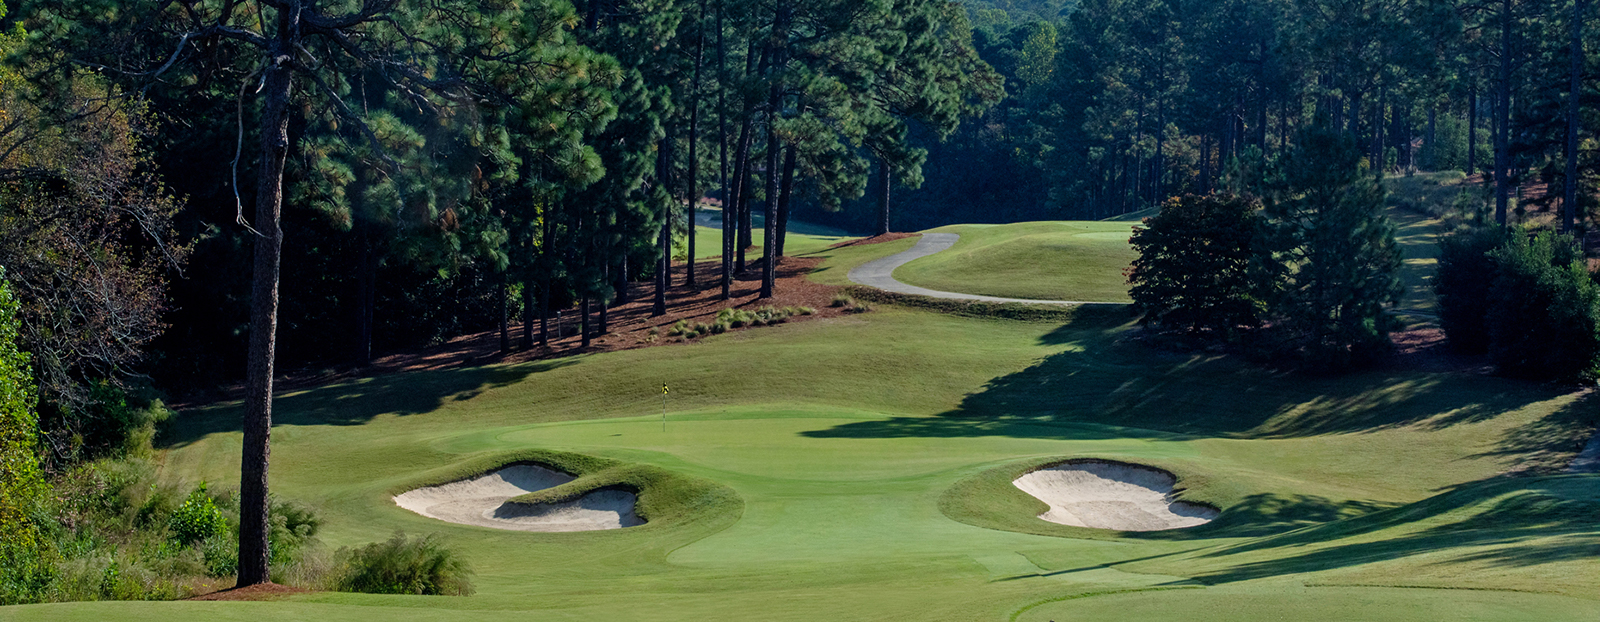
(1128, 193), (1261, 335)
(1435, 225), (1509, 354)
(1486, 228), (1600, 381)
(335, 532), (473, 596)
(1254, 125), (1402, 368)
(167, 483), (227, 547)
(0, 271), (50, 605)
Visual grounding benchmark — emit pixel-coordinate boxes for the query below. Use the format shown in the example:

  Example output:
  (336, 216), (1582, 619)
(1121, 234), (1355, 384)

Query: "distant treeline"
(805, 0), (1596, 232)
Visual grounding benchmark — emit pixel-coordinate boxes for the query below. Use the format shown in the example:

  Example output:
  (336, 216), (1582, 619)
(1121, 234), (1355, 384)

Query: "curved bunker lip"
(1012, 459), (1218, 532)
(394, 463), (645, 532)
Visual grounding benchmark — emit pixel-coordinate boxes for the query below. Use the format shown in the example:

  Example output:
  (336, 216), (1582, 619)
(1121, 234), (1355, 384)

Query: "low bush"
(335, 532), (474, 596)
(167, 484), (227, 546)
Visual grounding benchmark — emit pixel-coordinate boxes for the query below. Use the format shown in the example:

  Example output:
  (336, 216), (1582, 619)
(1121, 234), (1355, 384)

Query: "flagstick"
(661, 384), (667, 433)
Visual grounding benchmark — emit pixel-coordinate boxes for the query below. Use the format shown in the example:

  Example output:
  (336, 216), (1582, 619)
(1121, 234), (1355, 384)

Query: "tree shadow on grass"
(1466, 389), (1599, 474)
(1142, 494), (1397, 541)
(1185, 475), (1600, 584)
(158, 358), (578, 449)
(806, 313), (1576, 442)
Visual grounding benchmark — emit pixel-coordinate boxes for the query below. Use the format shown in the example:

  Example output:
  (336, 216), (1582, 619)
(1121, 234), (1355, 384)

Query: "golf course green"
(891, 221), (1140, 302)
(8, 213), (1597, 622)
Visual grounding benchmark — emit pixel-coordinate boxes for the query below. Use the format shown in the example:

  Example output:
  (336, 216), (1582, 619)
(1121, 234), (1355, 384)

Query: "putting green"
(12, 221), (1599, 621)
(891, 222), (1139, 302)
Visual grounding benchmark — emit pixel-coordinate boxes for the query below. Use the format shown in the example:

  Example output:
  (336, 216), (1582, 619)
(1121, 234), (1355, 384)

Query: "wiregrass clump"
(334, 532), (474, 596)
(830, 293), (871, 313)
(668, 306), (815, 340)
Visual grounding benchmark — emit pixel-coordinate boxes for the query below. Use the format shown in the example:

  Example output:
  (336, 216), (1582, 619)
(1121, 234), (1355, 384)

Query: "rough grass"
(892, 221), (1139, 302)
(11, 213), (1599, 621)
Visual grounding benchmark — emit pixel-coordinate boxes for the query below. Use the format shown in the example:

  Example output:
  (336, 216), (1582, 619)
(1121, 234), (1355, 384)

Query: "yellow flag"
(662, 383), (669, 395)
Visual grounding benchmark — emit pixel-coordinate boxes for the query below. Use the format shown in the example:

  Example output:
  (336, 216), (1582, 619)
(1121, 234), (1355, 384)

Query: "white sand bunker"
(394, 464), (643, 532)
(1013, 461), (1218, 531)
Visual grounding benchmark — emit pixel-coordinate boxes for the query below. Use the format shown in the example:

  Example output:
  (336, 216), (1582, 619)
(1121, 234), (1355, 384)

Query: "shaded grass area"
(1017, 583), (1599, 622)
(892, 221), (1139, 302)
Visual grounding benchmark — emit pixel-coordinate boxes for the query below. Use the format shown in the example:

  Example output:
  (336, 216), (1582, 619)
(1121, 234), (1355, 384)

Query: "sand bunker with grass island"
(394, 464), (643, 532)
(1012, 460), (1218, 531)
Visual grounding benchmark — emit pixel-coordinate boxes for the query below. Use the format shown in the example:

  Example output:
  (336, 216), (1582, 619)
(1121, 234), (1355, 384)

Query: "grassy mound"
(940, 456), (1227, 541)
(395, 449), (741, 532)
(892, 222), (1138, 302)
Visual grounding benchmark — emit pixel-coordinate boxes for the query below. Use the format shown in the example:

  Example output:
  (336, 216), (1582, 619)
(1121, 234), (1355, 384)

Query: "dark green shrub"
(1127, 193), (1261, 335)
(336, 532), (473, 596)
(167, 484), (227, 546)
(1487, 228), (1600, 381)
(1435, 226), (1509, 353)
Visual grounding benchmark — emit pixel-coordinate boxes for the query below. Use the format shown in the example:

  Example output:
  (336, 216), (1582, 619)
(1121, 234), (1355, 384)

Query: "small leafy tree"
(1486, 228), (1600, 381)
(1128, 193), (1261, 335)
(1255, 124), (1402, 368)
(0, 270), (50, 605)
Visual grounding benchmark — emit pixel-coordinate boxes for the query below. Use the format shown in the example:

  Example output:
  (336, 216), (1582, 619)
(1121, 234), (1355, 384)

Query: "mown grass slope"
(891, 221), (1139, 302)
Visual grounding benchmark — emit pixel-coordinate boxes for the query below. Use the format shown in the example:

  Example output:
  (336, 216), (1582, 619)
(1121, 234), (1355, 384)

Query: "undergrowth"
(669, 306), (816, 340)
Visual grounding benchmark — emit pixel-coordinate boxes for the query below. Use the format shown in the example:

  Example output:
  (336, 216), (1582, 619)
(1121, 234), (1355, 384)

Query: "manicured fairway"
(891, 221), (1139, 302)
(9, 223), (1598, 621)
(687, 208), (856, 260)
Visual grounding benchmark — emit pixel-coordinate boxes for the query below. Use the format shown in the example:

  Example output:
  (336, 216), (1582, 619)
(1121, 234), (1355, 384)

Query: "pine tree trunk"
(237, 35), (295, 590)
(1425, 107), (1437, 169)
(354, 223), (376, 366)
(521, 277), (534, 349)
(1154, 95), (1165, 203)
(539, 281), (550, 347)
(598, 263), (610, 334)
(1468, 81), (1478, 176)
(654, 134), (671, 316)
(1494, 0), (1512, 225)
(738, 42), (761, 266)
(717, 1), (732, 300)
(732, 115), (753, 273)
(540, 216), (553, 347)
(878, 156), (893, 235)
(775, 143), (796, 258)
(1563, 0), (1585, 232)
(761, 0), (787, 299)
(685, 3), (704, 286)
(580, 295), (590, 348)
(616, 255), (630, 305)
(498, 277), (510, 353)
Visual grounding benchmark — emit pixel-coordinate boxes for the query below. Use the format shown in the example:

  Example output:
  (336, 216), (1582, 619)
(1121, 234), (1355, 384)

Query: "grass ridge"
(391, 448), (743, 532)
